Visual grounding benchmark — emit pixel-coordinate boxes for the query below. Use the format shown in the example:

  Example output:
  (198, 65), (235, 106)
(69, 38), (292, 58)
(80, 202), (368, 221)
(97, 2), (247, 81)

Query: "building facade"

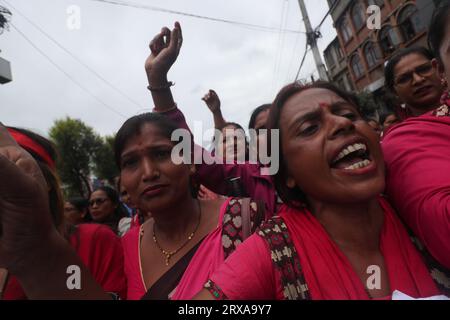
(324, 0), (442, 94)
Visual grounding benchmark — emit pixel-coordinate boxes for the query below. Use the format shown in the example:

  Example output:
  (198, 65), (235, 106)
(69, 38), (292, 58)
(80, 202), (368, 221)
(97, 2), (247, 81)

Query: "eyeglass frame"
(393, 62), (436, 87)
(88, 198), (109, 207)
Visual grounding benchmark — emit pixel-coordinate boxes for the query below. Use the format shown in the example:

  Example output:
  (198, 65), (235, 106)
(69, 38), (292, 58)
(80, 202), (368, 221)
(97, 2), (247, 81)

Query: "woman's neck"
(310, 198), (384, 252)
(151, 195), (200, 242)
(409, 98), (442, 116)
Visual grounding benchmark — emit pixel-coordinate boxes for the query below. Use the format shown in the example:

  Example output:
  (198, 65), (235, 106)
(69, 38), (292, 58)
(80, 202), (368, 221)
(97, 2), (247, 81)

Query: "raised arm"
(202, 89), (227, 129)
(0, 124), (108, 299)
(145, 21), (182, 112)
(144, 23), (274, 211)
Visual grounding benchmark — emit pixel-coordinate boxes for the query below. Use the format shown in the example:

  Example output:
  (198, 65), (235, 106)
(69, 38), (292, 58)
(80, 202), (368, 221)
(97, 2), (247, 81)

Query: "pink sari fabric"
(121, 225), (146, 300)
(382, 102), (450, 269)
(122, 199), (231, 300)
(171, 199), (230, 300)
(210, 198), (440, 300)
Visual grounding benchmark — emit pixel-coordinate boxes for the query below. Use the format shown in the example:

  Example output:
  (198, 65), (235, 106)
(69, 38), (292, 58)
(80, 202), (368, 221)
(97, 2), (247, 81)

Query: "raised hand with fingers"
(202, 89), (226, 129)
(202, 89), (221, 114)
(145, 21), (183, 85)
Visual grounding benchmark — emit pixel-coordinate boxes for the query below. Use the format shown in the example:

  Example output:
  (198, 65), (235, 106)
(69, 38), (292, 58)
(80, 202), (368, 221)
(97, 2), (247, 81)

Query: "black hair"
(218, 122), (245, 132)
(93, 185), (120, 205)
(267, 81), (361, 209)
(248, 104), (271, 130)
(379, 110), (396, 126)
(67, 196), (91, 222)
(114, 112), (180, 168)
(428, 2), (450, 62)
(384, 47), (434, 93)
(68, 196), (89, 212)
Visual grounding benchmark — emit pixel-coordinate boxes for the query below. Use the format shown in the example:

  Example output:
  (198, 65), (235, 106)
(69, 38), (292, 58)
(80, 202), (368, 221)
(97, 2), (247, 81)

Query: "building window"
(351, 3), (366, 31)
(379, 25), (399, 56)
(351, 54), (365, 79)
(325, 51), (335, 69)
(336, 46), (344, 60)
(337, 78), (346, 90)
(344, 73), (354, 91)
(364, 42), (381, 68)
(398, 5), (425, 43)
(340, 18), (353, 43)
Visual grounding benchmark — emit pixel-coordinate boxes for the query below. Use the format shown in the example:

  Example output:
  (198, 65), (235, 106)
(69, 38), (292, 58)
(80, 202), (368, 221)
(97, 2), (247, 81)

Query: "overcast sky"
(0, 0), (336, 141)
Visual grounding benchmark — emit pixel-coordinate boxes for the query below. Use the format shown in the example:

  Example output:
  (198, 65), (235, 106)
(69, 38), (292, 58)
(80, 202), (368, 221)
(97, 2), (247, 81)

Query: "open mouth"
(331, 143), (372, 171)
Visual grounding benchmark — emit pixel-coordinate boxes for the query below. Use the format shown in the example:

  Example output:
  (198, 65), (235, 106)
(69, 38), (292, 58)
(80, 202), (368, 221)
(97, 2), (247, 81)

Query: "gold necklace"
(152, 201), (202, 266)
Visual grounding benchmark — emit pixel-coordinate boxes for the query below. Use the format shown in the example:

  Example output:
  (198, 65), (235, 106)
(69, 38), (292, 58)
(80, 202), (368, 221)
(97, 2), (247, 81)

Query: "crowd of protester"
(0, 2), (449, 300)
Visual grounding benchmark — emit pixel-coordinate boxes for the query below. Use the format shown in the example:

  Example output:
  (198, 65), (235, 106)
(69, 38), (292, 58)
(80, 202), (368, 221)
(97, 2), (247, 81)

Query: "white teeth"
(344, 159), (371, 170)
(333, 143), (367, 163)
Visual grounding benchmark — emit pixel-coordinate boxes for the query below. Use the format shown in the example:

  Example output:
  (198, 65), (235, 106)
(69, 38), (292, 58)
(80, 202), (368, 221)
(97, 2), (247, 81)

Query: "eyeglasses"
(89, 198), (108, 207)
(394, 62), (435, 87)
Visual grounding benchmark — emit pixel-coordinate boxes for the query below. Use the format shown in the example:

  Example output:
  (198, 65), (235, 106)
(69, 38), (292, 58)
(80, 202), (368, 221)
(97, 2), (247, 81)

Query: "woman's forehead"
(122, 123), (172, 152)
(283, 88), (346, 114)
(394, 53), (429, 74)
(91, 190), (106, 198)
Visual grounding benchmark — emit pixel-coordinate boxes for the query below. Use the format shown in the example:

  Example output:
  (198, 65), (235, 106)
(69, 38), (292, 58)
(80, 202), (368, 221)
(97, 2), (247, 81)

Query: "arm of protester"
(383, 119), (450, 269)
(145, 23), (262, 198)
(202, 89), (227, 129)
(145, 21), (182, 112)
(0, 124), (109, 299)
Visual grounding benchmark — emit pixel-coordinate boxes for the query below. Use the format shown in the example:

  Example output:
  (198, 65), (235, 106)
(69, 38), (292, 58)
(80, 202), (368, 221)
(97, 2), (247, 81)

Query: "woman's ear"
(189, 164), (196, 175)
(432, 58), (445, 74)
(432, 58), (448, 87)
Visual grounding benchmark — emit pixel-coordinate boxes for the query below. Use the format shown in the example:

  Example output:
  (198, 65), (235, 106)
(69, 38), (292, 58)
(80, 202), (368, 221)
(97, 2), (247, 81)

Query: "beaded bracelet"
(147, 81), (175, 92)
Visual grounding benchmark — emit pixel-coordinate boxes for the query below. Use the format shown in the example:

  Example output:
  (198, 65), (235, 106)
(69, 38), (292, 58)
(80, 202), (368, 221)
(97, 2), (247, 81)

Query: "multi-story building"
(323, 0), (442, 97)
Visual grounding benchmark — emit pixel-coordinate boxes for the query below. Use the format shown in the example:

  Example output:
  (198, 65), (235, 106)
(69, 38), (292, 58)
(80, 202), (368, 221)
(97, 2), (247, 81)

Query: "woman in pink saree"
(382, 2), (450, 269)
(193, 82), (449, 300)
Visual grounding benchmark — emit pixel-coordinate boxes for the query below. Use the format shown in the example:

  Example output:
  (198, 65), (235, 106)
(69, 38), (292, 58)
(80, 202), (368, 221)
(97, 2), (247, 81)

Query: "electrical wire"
(294, 41), (309, 81)
(2, 0), (146, 111)
(87, 0), (306, 34)
(9, 21), (127, 118)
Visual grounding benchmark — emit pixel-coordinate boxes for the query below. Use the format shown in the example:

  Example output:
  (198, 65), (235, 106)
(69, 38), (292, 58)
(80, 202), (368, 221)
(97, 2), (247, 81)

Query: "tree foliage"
(93, 134), (119, 186)
(49, 117), (102, 197)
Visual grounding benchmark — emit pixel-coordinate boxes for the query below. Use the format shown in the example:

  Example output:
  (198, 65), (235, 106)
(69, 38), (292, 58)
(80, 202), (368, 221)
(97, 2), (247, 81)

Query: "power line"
(294, 41), (309, 81)
(285, 31), (303, 83)
(2, 0), (146, 111)
(87, 0), (306, 34)
(272, 0), (289, 94)
(315, 0), (339, 31)
(8, 21), (127, 118)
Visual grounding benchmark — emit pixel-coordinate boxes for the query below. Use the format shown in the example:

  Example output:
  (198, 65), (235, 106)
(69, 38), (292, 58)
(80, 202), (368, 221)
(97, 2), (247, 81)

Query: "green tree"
(49, 117), (102, 197)
(93, 134), (119, 186)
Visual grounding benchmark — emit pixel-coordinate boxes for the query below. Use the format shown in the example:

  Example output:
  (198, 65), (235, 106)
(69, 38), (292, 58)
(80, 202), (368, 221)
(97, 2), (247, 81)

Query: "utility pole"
(297, 0), (329, 81)
(0, 5), (12, 84)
